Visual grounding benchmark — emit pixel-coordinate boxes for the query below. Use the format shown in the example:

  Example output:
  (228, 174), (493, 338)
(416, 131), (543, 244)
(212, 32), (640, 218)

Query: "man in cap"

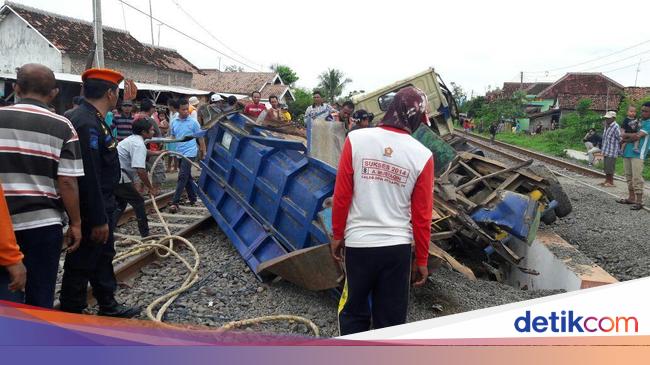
(599, 111), (621, 187)
(113, 99), (135, 142)
(331, 86), (433, 335)
(60, 68), (139, 317)
(188, 96), (200, 120)
(198, 93), (228, 127)
(0, 63), (84, 308)
(349, 109), (374, 131)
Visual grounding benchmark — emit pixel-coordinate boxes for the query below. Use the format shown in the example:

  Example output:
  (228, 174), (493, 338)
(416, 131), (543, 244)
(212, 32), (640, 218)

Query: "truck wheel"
(527, 165), (559, 184)
(527, 165), (572, 218)
(541, 207), (557, 225)
(548, 182), (572, 218)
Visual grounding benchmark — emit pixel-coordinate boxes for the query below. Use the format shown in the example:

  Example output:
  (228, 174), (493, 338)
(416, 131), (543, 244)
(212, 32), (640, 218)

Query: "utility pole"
(149, 0), (155, 45)
(520, 71), (523, 90)
(157, 23), (162, 46)
(92, 0), (105, 68)
(606, 85), (610, 112)
(634, 58), (642, 87)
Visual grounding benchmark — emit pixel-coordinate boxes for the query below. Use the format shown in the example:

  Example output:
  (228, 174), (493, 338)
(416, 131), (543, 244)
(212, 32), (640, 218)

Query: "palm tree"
(317, 68), (352, 103)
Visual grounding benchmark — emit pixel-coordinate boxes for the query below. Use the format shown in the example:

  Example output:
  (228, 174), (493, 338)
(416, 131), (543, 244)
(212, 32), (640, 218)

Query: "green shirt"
(623, 119), (650, 159)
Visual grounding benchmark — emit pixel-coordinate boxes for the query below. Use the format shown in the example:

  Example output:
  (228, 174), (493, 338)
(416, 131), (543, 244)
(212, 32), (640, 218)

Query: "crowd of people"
(583, 106), (650, 210)
(0, 63), (435, 337)
(0, 64), (208, 317)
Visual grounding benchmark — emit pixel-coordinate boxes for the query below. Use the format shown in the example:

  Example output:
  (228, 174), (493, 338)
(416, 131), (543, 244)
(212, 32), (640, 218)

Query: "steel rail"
(456, 129), (608, 178)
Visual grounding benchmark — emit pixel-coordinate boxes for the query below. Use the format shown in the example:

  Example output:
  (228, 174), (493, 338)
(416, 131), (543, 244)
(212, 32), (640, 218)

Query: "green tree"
(558, 98), (601, 140)
(478, 90), (526, 123)
(575, 98), (592, 118)
(270, 64), (299, 87)
(317, 68), (352, 103)
(464, 96), (485, 118)
(288, 87), (313, 126)
(617, 95), (650, 123)
(450, 82), (467, 109)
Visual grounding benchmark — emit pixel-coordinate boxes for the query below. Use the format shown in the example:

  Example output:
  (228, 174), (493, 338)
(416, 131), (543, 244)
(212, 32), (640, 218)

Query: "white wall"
(0, 11), (62, 73)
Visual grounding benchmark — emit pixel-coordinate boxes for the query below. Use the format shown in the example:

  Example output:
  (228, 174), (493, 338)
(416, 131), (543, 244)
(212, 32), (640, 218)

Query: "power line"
(120, 0), (127, 30)
(526, 38), (650, 74)
(115, 0), (261, 71)
(601, 58), (650, 74)
(170, 0), (262, 69)
(578, 48), (650, 72)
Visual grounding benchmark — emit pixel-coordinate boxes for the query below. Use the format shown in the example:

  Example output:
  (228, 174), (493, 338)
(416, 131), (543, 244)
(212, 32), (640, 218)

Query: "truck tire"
(541, 207), (557, 225)
(548, 182), (572, 218)
(526, 165), (559, 184)
(526, 165), (572, 218)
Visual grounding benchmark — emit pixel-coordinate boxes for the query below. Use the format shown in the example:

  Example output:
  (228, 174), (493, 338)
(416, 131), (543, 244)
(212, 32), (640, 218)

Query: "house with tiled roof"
(0, 2), (199, 87)
(193, 69), (295, 104)
(520, 73), (624, 131)
(623, 87), (650, 103)
(485, 82), (552, 102)
(536, 72), (624, 112)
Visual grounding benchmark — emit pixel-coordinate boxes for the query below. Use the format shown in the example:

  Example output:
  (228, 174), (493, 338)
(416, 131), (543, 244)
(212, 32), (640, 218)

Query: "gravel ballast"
(115, 225), (563, 338)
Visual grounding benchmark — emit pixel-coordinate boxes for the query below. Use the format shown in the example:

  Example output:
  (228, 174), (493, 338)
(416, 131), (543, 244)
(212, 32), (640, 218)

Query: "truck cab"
(351, 68), (457, 138)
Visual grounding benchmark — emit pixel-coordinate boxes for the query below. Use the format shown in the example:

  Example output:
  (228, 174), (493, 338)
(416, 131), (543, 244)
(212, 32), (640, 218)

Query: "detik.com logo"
(514, 310), (638, 333)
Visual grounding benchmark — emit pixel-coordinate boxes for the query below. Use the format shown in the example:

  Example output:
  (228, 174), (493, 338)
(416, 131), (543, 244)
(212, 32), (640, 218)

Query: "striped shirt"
(112, 112), (134, 142)
(0, 99), (84, 231)
(601, 122), (621, 158)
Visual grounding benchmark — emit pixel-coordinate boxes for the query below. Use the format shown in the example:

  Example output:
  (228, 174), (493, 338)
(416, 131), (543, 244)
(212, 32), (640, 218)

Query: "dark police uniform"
(60, 100), (122, 313)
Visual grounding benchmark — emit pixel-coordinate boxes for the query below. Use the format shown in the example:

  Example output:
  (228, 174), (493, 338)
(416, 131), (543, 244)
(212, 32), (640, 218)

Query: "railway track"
(458, 129), (650, 189)
(113, 192), (212, 283)
(456, 129), (609, 178)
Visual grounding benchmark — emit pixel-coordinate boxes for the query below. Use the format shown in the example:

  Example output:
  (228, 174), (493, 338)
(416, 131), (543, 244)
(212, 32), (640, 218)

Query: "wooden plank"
(466, 153), (544, 182)
(458, 161), (493, 192)
(149, 222), (189, 229)
(479, 173), (521, 205)
(177, 206), (209, 211)
(159, 213), (205, 219)
(430, 231), (456, 241)
(429, 242), (476, 280)
(456, 193), (477, 210)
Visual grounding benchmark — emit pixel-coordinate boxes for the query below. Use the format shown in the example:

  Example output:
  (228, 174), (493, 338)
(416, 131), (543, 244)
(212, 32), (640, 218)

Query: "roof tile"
(5, 2), (197, 74)
(192, 70), (277, 94)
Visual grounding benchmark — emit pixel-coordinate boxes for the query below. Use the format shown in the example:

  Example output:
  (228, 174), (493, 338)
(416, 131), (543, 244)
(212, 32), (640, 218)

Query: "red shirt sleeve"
(411, 157), (434, 266)
(332, 138), (354, 240)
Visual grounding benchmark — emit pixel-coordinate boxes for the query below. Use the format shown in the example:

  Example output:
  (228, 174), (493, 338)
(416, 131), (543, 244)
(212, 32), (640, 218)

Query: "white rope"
(112, 149), (320, 336)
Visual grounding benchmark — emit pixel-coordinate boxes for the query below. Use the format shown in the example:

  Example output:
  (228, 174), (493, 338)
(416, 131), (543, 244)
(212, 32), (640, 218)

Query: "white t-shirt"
(344, 127), (432, 247)
(117, 134), (147, 183)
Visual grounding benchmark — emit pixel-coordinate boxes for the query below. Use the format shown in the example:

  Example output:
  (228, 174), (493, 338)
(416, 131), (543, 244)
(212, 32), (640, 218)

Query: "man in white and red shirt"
(331, 86), (433, 335)
(243, 91), (267, 119)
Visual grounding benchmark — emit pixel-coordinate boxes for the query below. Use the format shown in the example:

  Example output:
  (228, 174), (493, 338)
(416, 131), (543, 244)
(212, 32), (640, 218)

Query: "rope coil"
(112, 149), (320, 336)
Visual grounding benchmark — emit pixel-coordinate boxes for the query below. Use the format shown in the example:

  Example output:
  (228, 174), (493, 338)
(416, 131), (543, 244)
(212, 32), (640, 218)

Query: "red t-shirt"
(244, 103), (267, 118)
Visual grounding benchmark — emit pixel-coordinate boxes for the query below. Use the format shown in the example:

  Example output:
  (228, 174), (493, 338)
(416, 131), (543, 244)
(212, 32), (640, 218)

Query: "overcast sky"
(5, 0), (650, 97)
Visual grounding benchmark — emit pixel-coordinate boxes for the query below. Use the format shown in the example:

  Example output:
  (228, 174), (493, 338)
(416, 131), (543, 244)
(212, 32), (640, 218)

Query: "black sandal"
(630, 204), (644, 211)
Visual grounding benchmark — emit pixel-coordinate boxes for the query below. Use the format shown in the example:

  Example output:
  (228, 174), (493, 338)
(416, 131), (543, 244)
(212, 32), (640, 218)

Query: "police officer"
(60, 68), (139, 317)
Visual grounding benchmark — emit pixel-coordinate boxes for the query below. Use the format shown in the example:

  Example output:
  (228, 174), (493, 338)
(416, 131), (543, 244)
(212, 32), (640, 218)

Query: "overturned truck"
(195, 68), (572, 292)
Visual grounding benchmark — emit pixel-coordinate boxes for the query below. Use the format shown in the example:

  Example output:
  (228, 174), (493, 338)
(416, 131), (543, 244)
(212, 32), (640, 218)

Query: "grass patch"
(485, 131), (650, 180)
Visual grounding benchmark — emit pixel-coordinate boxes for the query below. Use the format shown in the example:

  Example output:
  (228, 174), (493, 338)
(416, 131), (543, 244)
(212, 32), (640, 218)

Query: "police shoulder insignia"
(383, 147), (393, 157)
(89, 128), (99, 150)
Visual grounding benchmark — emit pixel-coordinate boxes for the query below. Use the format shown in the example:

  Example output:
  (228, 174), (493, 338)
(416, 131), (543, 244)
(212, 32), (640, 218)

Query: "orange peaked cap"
(81, 68), (124, 85)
